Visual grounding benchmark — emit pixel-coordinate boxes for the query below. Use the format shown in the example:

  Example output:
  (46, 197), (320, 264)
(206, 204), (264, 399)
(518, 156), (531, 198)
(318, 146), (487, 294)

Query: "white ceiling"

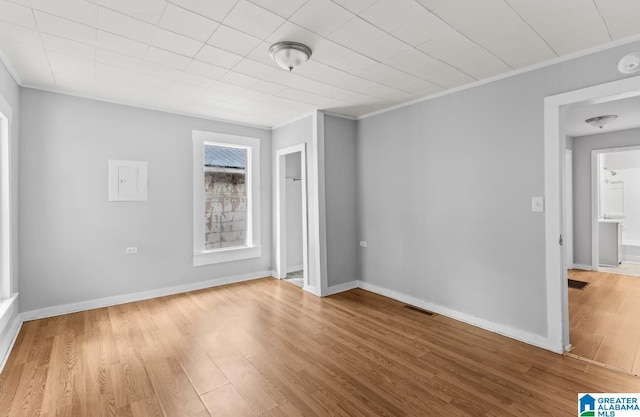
(0, 0), (639, 128)
(566, 94), (640, 137)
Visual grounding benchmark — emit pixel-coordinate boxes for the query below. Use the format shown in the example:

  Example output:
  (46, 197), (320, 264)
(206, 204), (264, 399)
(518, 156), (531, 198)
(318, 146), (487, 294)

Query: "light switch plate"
(532, 197), (544, 212)
(108, 160), (148, 201)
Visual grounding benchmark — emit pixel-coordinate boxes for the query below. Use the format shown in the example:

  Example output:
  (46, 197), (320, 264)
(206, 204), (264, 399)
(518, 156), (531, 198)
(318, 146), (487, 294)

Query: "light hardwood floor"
(569, 269), (640, 373)
(2, 278), (640, 417)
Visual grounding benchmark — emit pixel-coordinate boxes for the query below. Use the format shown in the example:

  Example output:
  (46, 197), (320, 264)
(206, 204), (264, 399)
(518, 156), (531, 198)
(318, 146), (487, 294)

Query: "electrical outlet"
(360, 241), (367, 247)
(125, 247), (138, 254)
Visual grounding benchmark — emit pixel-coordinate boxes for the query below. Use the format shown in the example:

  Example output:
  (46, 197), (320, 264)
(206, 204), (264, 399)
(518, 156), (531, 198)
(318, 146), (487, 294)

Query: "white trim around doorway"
(544, 75), (640, 353)
(275, 144), (310, 291)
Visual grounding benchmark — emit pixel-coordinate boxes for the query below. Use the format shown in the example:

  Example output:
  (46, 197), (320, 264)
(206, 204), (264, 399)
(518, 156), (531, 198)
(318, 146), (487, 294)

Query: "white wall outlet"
(532, 197), (544, 212)
(360, 241), (367, 247)
(125, 247), (138, 254)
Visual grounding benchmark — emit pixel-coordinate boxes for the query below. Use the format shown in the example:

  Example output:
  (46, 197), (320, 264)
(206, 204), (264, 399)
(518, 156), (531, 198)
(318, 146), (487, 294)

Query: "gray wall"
(572, 128), (640, 266)
(357, 40), (640, 338)
(324, 115), (358, 287)
(0, 60), (19, 296)
(19, 89), (272, 312)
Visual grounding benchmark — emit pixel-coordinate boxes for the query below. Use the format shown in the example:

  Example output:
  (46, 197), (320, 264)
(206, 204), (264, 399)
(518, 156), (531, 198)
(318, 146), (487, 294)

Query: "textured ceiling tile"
(0, 0), (37, 29)
(96, 48), (143, 71)
(97, 7), (156, 43)
(35, 10), (97, 45)
(207, 25), (262, 56)
(96, 0), (167, 24)
(331, 0), (380, 15)
(358, 33), (409, 61)
(223, 0), (285, 39)
(0, 0), (639, 127)
(251, 79), (287, 94)
(359, 0), (427, 32)
(145, 46), (192, 70)
(266, 21), (322, 49)
(232, 58), (275, 79)
(167, 0), (237, 22)
(220, 71), (259, 88)
(195, 44), (242, 68)
(594, 0), (640, 39)
(151, 28), (203, 57)
(418, 0), (556, 68)
(0, 21), (42, 47)
(31, 0), (98, 27)
(289, 0), (353, 36)
(48, 51), (95, 91)
(246, 0), (307, 18)
(159, 3), (219, 42)
(0, 39), (54, 85)
(97, 31), (149, 57)
(389, 49), (473, 88)
(391, 12), (451, 47)
(417, 31), (510, 79)
(326, 17), (383, 51)
(185, 59), (228, 79)
(41, 33), (96, 59)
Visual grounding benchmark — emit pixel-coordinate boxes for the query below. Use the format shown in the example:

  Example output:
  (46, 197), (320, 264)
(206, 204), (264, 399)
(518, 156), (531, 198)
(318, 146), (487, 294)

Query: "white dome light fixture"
(269, 41), (312, 72)
(618, 52), (640, 74)
(585, 115), (618, 129)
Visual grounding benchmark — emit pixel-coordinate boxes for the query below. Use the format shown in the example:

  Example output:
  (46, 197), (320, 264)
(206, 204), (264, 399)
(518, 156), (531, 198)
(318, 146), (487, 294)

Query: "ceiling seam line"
(591, 0), (613, 41)
(326, 1), (476, 85)
(30, 8), (58, 86)
(503, 0), (559, 57)
(412, 1), (515, 71)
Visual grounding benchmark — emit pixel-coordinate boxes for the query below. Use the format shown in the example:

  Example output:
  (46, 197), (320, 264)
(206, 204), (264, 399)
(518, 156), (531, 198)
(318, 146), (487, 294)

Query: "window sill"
(193, 245), (261, 267)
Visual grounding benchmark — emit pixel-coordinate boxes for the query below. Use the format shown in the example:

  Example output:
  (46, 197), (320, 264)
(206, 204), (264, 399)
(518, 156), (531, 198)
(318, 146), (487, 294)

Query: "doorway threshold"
(565, 352), (640, 378)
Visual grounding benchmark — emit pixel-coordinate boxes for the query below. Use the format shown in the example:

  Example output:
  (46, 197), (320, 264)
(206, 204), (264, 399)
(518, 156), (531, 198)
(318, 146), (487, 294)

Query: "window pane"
(204, 145), (247, 250)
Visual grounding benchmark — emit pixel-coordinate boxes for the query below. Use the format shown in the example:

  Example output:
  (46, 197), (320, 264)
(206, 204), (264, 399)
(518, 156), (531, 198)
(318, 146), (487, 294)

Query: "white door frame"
(564, 149), (573, 270)
(275, 144), (309, 287)
(591, 145), (640, 271)
(544, 75), (640, 353)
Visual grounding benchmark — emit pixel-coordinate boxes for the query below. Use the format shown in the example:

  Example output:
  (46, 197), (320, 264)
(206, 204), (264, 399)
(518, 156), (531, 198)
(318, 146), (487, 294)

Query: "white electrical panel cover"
(108, 160), (148, 201)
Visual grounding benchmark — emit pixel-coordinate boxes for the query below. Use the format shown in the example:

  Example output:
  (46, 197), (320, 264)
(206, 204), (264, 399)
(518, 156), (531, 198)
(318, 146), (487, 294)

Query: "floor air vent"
(403, 305), (437, 316)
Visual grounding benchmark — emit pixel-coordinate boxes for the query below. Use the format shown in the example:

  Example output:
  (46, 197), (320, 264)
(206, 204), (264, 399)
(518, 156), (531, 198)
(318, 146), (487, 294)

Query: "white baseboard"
(622, 255), (640, 264)
(286, 264), (304, 273)
(326, 280), (359, 296)
(571, 264), (593, 271)
(357, 281), (558, 353)
(22, 270), (272, 321)
(0, 295), (22, 373)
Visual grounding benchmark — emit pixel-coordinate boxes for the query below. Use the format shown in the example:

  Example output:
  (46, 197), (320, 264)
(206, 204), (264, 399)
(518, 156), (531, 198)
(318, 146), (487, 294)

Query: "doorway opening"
(544, 74), (640, 370)
(275, 144), (308, 289)
(593, 147), (640, 277)
(565, 99), (640, 373)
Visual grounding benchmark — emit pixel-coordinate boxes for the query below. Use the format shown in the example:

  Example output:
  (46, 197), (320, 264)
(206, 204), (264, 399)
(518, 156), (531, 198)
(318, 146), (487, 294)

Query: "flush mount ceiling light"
(269, 41), (312, 72)
(585, 115), (618, 129)
(618, 52), (640, 74)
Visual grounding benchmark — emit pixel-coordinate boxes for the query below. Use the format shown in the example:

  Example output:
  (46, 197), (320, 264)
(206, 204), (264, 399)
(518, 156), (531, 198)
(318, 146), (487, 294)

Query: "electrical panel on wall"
(108, 160), (148, 202)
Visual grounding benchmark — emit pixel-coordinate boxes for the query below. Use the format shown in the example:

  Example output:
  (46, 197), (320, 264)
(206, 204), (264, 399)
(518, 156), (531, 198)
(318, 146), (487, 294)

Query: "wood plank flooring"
(2, 278), (640, 417)
(569, 269), (640, 373)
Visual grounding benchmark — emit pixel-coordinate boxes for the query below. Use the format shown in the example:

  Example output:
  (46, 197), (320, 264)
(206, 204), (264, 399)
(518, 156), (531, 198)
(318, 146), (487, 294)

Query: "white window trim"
(0, 94), (11, 299)
(193, 131), (261, 266)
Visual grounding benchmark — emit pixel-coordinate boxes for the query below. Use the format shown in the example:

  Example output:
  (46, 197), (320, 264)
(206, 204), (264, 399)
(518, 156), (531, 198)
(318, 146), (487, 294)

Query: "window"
(0, 104), (10, 299)
(193, 131), (261, 266)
